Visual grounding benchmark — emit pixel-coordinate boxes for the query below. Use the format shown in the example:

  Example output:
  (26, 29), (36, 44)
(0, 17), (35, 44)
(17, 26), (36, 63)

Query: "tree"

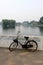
(2, 19), (16, 29)
(39, 17), (43, 24)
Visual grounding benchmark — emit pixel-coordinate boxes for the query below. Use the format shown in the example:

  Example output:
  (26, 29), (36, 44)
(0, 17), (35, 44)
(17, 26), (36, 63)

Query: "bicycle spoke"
(27, 40), (38, 52)
(9, 41), (17, 51)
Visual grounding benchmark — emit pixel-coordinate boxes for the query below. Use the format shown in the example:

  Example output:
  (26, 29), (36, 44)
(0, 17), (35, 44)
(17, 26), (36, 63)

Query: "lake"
(0, 25), (43, 36)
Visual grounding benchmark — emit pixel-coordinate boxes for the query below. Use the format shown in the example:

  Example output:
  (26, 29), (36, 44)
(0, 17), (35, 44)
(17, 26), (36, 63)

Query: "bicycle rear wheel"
(27, 40), (38, 52)
(9, 41), (18, 52)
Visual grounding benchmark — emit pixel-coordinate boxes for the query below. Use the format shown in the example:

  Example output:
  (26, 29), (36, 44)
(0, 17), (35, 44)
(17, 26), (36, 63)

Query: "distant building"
(22, 21), (29, 26)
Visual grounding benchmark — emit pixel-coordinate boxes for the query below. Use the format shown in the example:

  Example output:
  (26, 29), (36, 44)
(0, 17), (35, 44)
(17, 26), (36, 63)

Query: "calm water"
(0, 25), (43, 36)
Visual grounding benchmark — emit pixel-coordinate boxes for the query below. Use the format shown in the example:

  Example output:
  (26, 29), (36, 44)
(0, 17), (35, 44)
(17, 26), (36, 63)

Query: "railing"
(0, 35), (43, 50)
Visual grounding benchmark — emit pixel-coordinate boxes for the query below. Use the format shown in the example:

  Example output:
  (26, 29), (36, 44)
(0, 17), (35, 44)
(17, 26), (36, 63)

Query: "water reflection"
(39, 26), (43, 36)
(0, 25), (43, 36)
(21, 26), (41, 36)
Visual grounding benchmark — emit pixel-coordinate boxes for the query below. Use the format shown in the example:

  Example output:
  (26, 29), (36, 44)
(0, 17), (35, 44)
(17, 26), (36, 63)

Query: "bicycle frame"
(13, 36), (29, 46)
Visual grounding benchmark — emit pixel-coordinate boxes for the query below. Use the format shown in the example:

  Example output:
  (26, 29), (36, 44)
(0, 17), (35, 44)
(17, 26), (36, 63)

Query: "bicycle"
(9, 36), (38, 52)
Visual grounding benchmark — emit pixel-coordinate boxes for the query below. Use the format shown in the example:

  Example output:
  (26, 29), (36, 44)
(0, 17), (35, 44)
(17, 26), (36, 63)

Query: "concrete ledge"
(0, 35), (43, 50)
(0, 47), (43, 52)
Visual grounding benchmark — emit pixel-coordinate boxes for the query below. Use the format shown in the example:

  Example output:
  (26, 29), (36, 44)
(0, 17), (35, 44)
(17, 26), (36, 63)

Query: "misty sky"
(0, 0), (43, 22)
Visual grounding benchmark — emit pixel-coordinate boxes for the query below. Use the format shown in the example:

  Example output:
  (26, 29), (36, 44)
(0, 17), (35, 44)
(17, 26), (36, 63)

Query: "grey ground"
(0, 48), (43, 65)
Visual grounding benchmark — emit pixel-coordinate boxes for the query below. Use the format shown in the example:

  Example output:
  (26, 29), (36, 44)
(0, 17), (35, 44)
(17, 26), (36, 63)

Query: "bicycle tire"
(27, 40), (38, 52)
(9, 41), (18, 52)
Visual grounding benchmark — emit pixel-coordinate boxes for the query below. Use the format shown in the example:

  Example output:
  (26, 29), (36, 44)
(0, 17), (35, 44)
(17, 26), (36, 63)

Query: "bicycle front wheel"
(9, 41), (18, 52)
(27, 40), (38, 52)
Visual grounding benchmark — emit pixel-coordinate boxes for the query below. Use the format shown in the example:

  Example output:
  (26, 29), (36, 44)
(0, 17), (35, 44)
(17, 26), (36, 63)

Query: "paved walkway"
(0, 48), (43, 65)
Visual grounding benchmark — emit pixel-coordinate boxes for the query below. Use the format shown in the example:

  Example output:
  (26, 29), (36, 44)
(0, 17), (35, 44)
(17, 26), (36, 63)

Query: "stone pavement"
(0, 48), (43, 65)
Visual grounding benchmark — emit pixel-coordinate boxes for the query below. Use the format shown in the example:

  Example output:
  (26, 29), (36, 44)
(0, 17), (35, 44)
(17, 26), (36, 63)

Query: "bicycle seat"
(24, 36), (29, 40)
